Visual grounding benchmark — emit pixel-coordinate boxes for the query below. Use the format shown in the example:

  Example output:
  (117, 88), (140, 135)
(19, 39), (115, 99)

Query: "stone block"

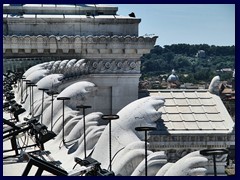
(112, 49), (123, 54)
(125, 49), (136, 54)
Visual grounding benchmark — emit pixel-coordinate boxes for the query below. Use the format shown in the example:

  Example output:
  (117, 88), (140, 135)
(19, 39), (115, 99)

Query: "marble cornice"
(3, 35), (157, 56)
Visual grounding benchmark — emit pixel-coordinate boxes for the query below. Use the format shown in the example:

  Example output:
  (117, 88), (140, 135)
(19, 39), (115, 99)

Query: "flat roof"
(3, 4), (118, 15)
(3, 14), (140, 21)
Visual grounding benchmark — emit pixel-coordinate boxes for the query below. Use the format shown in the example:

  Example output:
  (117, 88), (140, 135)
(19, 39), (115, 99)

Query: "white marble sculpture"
(91, 96), (165, 169)
(156, 151), (208, 176)
(208, 75), (220, 95)
(15, 61), (209, 176)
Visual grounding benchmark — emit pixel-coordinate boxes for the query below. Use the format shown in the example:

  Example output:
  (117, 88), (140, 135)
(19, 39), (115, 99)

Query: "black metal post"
(25, 82), (37, 116)
(76, 105), (91, 158)
(31, 84), (37, 117)
(20, 77), (26, 103)
(17, 78), (20, 92)
(213, 154), (217, 176)
(30, 85), (33, 115)
(145, 130), (147, 175)
(200, 148), (228, 176)
(135, 126), (157, 176)
(26, 82), (32, 115)
(109, 120), (111, 170)
(23, 79), (30, 101)
(20, 78), (23, 102)
(57, 97), (71, 145)
(51, 94), (54, 130)
(101, 115), (119, 172)
(48, 90), (58, 131)
(38, 88), (49, 124)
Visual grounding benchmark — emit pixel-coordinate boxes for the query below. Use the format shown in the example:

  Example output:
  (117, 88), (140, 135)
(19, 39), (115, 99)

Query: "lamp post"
(57, 97), (71, 145)
(20, 76), (26, 103)
(30, 83), (37, 117)
(48, 90), (58, 131)
(135, 126), (157, 176)
(38, 88), (49, 124)
(76, 105), (92, 158)
(26, 82), (37, 116)
(22, 79), (30, 102)
(200, 148), (228, 176)
(101, 114), (119, 172)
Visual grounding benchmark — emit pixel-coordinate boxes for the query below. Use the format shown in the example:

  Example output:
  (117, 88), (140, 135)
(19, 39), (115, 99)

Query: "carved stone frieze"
(3, 35), (157, 57)
(88, 59), (140, 74)
(17, 58), (140, 80)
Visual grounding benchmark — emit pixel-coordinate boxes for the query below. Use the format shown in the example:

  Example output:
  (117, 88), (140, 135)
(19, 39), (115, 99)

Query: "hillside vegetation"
(141, 44), (235, 83)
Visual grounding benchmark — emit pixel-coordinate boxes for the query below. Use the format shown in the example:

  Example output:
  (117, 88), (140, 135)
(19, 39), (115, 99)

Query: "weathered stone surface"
(3, 35), (157, 59)
(3, 4), (118, 15)
(3, 14), (140, 36)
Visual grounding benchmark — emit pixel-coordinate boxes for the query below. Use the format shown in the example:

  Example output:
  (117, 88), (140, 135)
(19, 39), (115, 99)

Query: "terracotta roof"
(221, 88), (235, 94)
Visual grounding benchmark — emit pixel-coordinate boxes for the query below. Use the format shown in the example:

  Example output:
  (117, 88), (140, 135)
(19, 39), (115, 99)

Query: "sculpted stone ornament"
(117, 62), (123, 69)
(90, 97), (208, 176)
(208, 75), (221, 95)
(20, 59), (141, 83)
(105, 62), (111, 69)
(92, 62), (98, 69)
(15, 62), (209, 176)
(129, 62), (137, 69)
(4, 35), (157, 58)
(156, 151), (208, 176)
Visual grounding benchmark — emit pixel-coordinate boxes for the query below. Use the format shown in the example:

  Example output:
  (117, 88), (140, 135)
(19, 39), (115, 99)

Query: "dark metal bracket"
(22, 153), (68, 176)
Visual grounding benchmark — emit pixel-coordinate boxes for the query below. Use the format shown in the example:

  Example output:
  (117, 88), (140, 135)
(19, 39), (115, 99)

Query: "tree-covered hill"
(141, 44), (235, 83)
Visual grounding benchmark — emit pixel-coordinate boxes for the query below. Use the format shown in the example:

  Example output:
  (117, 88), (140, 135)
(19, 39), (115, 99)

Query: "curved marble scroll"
(208, 75), (220, 95)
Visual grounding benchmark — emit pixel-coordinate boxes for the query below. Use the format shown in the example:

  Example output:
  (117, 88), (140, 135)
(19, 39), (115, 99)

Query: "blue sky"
(113, 4), (235, 46)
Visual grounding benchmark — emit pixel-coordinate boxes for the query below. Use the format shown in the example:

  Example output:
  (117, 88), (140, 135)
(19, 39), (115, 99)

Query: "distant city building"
(167, 69), (180, 88)
(149, 89), (235, 175)
(196, 50), (206, 58)
(180, 83), (198, 89)
(216, 68), (233, 73)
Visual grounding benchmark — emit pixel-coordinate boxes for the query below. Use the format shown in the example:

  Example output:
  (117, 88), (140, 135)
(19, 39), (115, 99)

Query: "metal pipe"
(101, 115), (119, 172)
(51, 94), (54, 131)
(76, 105), (91, 158)
(57, 97), (70, 145)
(200, 148), (228, 176)
(109, 120), (112, 171)
(27, 83), (32, 115)
(38, 88), (49, 124)
(20, 77), (25, 103)
(48, 90), (58, 131)
(145, 130), (147, 176)
(135, 126), (156, 176)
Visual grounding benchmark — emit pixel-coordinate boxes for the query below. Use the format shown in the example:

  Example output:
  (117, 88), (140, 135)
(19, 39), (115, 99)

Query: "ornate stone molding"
(21, 58), (141, 80)
(3, 4), (118, 16)
(3, 57), (141, 75)
(3, 35), (157, 58)
(58, 58), (140, 75)
(148, 134), (234, 154)
(88, 59), (140, 74)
